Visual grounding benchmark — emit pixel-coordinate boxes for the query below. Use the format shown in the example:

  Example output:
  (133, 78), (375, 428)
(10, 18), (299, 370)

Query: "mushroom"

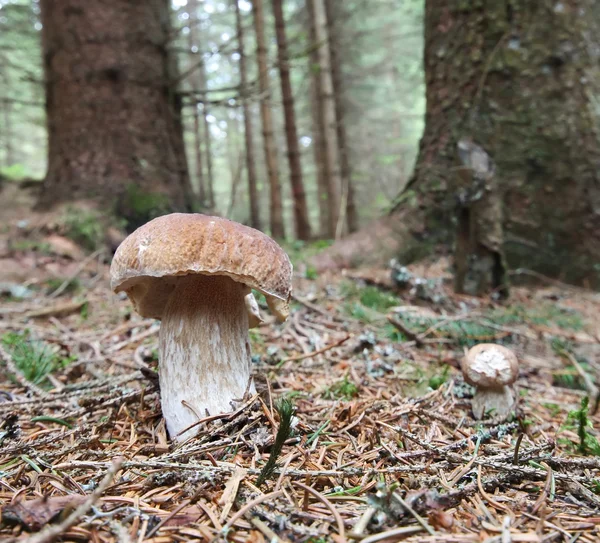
(110, 213), (292, 441)
(461, 343), (519, 420)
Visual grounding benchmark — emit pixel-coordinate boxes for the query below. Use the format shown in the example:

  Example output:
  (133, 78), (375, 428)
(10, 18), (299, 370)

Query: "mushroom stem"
(159, 274), (255, 441)
(471, 385), (516, 420)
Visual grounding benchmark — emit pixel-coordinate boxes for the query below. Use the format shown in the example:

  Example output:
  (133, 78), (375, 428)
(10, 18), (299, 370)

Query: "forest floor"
(1, 197), (600, 542)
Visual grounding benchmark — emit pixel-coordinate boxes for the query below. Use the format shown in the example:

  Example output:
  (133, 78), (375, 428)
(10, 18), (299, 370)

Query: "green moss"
(491, 303), (584, 331)
(62, 207), (104, 251)
(115, 184), (171, 230)
(11, 240), (52, 254)
(324, 375), (359, 400)
(339, 282), (400, 323)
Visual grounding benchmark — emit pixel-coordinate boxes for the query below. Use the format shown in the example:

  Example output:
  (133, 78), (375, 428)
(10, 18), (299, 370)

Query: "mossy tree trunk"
(37, 0), (194, 216)
(316, 0), (600, 287)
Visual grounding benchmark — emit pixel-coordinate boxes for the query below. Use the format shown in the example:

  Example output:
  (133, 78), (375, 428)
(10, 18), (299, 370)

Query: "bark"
(272, 0), (311, 240)
(252, 0), (285, 239)
(316, 0), (600, 287)
(454, 138), (508, 297)
(37, 0), (193, 215)
(188, 0), (206, 205)
(324, 0), (358, 235)
(310, 0), (341, 238)
(234, 0), (260, 229)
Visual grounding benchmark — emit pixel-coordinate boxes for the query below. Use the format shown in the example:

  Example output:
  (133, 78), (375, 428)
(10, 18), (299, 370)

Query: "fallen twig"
(48, 248), (105, 298)
(279, 335), (350, 363)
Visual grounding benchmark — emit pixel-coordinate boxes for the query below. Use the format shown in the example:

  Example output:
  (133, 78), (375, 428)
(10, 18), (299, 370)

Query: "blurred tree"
(272, 0), (311, 240)
(0, 0), (46, 179)
(316, 0), (600, 286)
(308, 0), (340, 239)
(37, 0), (195, 216)
(234, 0), (260, 230)
(324, 0), (358, 235)
(252, 0), (284, 239)
(306, 0), (328, 238)
(1, 74), (13, 169)
(193, 9), (215, 210)
(188, 0), (207, 205)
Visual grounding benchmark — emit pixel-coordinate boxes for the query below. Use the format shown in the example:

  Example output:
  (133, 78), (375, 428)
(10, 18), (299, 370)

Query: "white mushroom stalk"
(160, 274), (255, 441)
(110, 213), (292, 443)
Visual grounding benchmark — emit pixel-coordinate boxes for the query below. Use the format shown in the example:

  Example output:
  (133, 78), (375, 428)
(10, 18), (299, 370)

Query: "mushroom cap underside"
(110, 213), (293, 321)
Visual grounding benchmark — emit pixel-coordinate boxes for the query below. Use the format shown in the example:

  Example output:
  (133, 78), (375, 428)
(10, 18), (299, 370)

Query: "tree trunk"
(194, 24), (215, 210)
(309, 0), (340, 239)
(226, 115), (244, 218)
(252, 0), (285, 239)
(272, 0), (311, 241)
(37, 0), (193, 215)
(324, 0), (358, 235)
(306, 0), (330, 238)
(1, 96), (13, 168)
(234, 0), (260, 229)
(315, 0), (600, 288)
(188, 0), (206, 205)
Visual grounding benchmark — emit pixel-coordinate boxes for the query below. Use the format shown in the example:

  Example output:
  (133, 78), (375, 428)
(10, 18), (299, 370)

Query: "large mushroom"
(461, 344), (519, 420)
(110, 213), (292, 441)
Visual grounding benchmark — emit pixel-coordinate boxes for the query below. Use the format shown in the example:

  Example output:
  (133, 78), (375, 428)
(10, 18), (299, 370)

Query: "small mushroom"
(110, 213), (292, 441)
(461, 343), (519, 420)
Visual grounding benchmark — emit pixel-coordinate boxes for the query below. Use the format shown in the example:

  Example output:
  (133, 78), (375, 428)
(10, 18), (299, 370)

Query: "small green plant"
(384, 323), (407, 342)
(561, 397), (600, 455)
(344, 302), (375, 323)
(1, 331), (74, 386)
(550, 337), (575, 356)
(552, 369), (586, 391)
(358, 286), (399, 312)
(324, 375), (359, 400)
(80, 301), (89, 320)
(428, 365), (450, 390)
(256, 398), (295, 486)
(305, 266), (318, 280)
(62, 207), (103, 251)
(542, 402), (562, 417)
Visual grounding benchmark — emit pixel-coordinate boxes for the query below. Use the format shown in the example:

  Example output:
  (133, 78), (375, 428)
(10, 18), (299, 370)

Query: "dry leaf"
(1, 495), (87, 531)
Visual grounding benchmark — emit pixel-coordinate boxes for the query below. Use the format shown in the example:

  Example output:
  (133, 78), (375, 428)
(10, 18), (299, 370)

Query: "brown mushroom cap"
(110, 213), (292, 321)
(461, 343), (519, 388)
